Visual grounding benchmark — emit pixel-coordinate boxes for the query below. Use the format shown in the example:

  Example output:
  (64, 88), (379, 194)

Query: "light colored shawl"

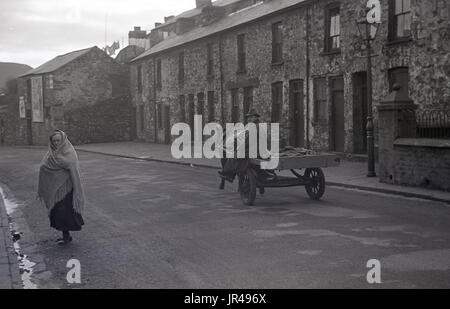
(38, 130), (85, 216)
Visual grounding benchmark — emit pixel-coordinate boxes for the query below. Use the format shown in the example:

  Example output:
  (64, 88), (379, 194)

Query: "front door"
(188, 94), (195, 142)
(0, 118), (5, 144)
(289, 79), (305, 147)
(352, 72), (367, 154)
(26, 109), (33, 145)
(130, 106), (137, 140)
(164, 105), (171, 144)
(330, 76), (345, 152)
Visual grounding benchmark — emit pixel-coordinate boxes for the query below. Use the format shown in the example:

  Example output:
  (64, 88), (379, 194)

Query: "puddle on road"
(251, 228), (417, 248)
(0, 185), (38, 289)
(0, 186), (19, 214)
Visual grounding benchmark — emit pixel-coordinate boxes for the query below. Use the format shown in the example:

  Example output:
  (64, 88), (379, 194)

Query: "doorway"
(164, 105), (171, 144)
(289, 79), (305, 147)
(330, 76), (345, 152)
(0, 118), (5, 144)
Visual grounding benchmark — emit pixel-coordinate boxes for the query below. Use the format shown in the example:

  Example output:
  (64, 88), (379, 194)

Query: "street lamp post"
(356, 17), (380, 178)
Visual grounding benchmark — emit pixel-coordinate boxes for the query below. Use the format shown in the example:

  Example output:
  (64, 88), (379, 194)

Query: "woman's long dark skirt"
(50, 190), (84, 231)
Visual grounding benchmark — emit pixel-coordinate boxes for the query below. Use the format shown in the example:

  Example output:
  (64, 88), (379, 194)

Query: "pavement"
(0, 186), (21, 289)
(74, 141), (450, 204)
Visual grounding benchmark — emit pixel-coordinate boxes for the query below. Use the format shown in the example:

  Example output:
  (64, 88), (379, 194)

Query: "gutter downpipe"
(219, 34), (225, 126)
(153, 58), (158, 143)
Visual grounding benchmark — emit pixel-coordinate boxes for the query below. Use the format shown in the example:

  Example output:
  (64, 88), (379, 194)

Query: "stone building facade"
(130, 0), (450, 154)
(17, 46), (132, 145)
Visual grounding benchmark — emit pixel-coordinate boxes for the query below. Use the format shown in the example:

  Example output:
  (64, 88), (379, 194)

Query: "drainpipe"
(219, 34), (225, 126)
(153, 58), (157, 143)
(305, 4), (311, 149)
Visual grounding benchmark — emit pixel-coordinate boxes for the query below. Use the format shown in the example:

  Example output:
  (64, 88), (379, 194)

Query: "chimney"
(196, 0), (212, 9)
(164, 15), (175, 23)
(128, 26), (148, 49)
(155, 22), (162, 28)
(201, 5), (226, 26)
(176, 17), (195, 35)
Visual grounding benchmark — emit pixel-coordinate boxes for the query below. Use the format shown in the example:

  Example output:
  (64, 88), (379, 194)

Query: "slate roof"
(20, 47), (96, 77)
(154, 0), (243, 30)
(132, 0), (306, 62)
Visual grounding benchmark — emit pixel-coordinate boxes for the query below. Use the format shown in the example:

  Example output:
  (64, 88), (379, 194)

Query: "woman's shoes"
(57, 232), (73, 245)
(57, 237), (72, 245)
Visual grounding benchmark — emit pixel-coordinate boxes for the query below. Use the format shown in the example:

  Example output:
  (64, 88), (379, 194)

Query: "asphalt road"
(1, 146), (450, 289)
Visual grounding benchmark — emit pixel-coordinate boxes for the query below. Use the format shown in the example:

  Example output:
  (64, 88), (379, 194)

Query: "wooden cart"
(237, 154), (340, 205)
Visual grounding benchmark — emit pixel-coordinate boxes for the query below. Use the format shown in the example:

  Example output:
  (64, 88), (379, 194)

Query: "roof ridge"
(19, 46), (97, 77)
(53, 46), (95, 58)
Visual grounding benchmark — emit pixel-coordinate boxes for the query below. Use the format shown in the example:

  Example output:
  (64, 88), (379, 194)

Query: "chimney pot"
(196, 0), (212, 9)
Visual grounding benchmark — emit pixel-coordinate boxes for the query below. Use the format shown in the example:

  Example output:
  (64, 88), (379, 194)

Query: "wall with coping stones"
(131, 0), (450, 152)
(63, 95), (133, 145)
(0, 95), (19, 145)
(384, 141), (450, 191)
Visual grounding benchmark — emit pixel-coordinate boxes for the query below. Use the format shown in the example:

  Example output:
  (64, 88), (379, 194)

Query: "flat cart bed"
(233, 153), (341, 205)
(249, 154), (341, 170)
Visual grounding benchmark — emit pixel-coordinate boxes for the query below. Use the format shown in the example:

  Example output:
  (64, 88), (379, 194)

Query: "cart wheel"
(305, 168), (325, 200)
(239, 169), (257, 206)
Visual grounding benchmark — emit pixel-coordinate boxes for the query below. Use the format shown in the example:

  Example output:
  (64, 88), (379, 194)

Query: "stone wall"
(385, 139), (450, 191)
(63, 95), (133, 145)
(0, 94), (19, 145)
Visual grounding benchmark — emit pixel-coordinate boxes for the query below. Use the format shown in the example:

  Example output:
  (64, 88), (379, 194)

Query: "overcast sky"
(0, 0), (194, 68)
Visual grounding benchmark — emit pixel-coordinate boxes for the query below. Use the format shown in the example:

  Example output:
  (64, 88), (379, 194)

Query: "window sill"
(320, 50), (341, 56)
(271, 61), (284, 67)
(386, 38), (412, 46)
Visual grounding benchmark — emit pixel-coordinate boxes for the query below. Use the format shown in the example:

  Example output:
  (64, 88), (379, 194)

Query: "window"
(178, 52), (185, 84)
(243, 86), (253, 123)
(237, 34), (246, 72)
(314, 78), (327, 122)
(47, 74), (54, 89)
(207, 43), (214, 76)
(179, 95), (186, 122)
(271, 82), (283, 123)
(325, 5), (340, 52)
(137, 64), (142, 93)
(272, 22), (283, 63)
(389, 0), (412, 40)
(207, 91), (215, 122)
(231, 89), (239, 123)
(156, 59), (162, 89)
(388, 67), (409, 96)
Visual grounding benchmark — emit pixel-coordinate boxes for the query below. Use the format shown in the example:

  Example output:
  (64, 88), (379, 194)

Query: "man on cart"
(219, 109), (275, 189)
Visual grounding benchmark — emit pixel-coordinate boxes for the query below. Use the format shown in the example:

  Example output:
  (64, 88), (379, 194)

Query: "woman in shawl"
(38, 130), (85, 245)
